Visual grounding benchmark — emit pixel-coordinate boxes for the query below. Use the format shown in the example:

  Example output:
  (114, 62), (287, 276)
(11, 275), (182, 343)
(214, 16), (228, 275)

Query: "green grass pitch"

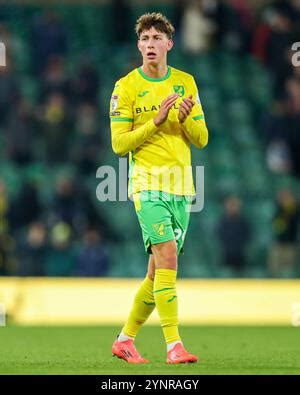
(0, 326), (299, 374)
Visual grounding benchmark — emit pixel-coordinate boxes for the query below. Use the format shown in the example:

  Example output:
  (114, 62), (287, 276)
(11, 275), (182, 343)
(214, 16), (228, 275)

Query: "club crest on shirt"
(111, 94), (119, 111)
(173, 85), (185, 97)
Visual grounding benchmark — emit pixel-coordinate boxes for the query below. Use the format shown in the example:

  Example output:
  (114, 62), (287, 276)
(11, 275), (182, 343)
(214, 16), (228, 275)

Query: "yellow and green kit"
(110, 66), (208, 253)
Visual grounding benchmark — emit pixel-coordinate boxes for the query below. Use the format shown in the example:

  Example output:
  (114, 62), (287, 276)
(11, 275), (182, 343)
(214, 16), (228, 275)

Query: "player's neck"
(141, 63), (168, 79)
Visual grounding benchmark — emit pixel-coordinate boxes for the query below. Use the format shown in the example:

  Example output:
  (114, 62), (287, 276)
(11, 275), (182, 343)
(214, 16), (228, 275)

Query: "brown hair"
(135, 12), (175, 39)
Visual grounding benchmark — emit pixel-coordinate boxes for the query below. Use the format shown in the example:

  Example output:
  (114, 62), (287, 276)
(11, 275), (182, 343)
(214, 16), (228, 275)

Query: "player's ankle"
(118, 331), (135, 342)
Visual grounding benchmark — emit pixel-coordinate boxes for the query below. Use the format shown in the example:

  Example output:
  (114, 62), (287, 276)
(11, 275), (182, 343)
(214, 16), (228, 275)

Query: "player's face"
(137, 27), (173, 66)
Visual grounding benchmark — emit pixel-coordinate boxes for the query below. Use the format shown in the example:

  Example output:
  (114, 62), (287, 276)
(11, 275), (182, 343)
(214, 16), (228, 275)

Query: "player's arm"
(110, 82), (178, 156)
(179, 78), (208, 149)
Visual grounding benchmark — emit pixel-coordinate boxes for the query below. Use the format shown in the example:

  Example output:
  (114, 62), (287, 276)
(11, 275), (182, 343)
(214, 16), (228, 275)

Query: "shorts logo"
(153, 223), (165, 236)
(111, 94), (119, 111)
(173, 85), (185, 97)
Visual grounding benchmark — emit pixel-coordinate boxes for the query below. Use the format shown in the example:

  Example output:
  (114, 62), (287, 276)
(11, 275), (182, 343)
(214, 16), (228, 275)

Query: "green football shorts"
(133, 190), (192, 255)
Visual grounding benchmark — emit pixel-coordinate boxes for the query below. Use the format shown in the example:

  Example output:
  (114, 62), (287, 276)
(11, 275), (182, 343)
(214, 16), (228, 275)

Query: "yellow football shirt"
(110, 66), (208, 196)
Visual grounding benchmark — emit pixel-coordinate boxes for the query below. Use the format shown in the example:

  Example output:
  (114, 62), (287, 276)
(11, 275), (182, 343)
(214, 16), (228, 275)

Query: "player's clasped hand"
(178, 94), (195, 124)
(154, 93), (179, 126)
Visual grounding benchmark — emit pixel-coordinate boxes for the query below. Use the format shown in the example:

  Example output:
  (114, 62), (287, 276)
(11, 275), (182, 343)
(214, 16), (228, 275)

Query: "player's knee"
(165, 252), (177, 268)
(152, 241), (178, 270)
(158, 252), (177, 270)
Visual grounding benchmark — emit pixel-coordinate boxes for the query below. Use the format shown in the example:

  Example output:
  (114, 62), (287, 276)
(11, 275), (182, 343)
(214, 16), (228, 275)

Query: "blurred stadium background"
(0, 0), (300, 330)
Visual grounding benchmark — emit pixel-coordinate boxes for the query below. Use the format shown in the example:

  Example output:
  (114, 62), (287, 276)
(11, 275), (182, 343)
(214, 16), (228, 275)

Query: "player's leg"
(112, 255), (156, 363)
(151, 240), (197, 363)
(150, 194), (198, 363)
(121, 254), (156, 338)
(151, 239), (179, 343)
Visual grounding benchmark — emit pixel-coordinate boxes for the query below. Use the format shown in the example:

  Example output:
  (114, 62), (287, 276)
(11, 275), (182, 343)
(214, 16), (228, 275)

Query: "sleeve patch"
(192, 115), (204, 121)
(111, 94), (119, 111)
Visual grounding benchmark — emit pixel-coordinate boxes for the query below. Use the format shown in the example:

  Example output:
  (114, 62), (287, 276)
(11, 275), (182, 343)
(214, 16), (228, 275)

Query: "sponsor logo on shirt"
(135, 103), (179, 114)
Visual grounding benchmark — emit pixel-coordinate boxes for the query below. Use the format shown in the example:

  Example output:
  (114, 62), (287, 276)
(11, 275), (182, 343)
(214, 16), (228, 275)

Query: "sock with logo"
(153, 268), (181, 344)
(121, 275), (155, 339)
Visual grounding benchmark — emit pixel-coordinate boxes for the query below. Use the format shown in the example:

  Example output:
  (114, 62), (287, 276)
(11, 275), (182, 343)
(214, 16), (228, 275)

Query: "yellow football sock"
(153, 268), (181, 344)
(122, 275), (155, 338)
